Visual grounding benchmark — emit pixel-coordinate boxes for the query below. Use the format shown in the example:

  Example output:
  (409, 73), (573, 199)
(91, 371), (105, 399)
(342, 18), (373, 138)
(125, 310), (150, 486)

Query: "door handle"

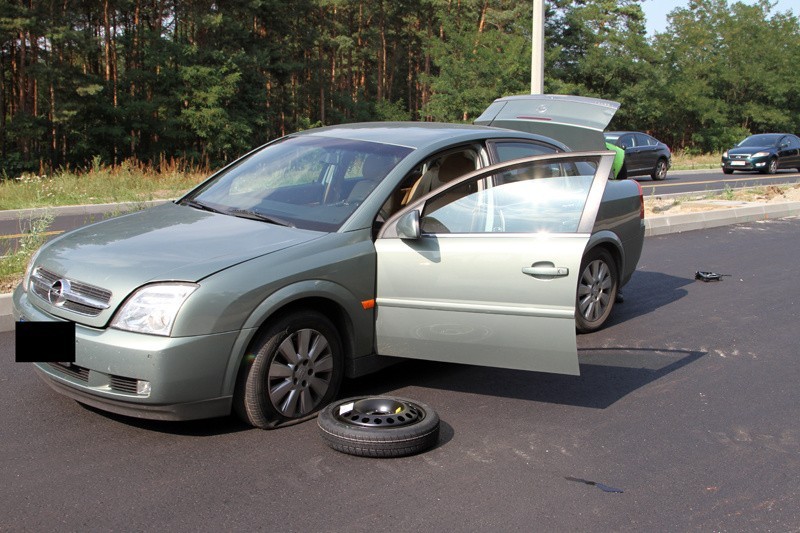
(522, 266), (569, 277)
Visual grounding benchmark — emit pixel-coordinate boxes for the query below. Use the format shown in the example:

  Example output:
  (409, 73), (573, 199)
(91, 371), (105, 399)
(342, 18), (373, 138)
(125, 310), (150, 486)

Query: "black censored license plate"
(15, 321), (76, 363)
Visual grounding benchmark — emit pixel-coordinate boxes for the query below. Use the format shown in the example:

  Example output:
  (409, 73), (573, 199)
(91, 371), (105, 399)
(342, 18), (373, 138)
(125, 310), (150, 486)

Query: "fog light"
(137, 380), (151, 396)
(755, 162), (765, 167)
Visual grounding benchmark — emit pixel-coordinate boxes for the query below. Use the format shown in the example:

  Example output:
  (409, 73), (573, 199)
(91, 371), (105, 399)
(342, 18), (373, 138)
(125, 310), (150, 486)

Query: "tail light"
(634, 179), (644, 219)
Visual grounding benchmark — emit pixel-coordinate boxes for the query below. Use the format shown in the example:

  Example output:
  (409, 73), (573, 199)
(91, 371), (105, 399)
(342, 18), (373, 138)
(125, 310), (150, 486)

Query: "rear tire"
(576, 248), (619, 333)
(651, 158), (668, 180)
(235, 310), (343, 429)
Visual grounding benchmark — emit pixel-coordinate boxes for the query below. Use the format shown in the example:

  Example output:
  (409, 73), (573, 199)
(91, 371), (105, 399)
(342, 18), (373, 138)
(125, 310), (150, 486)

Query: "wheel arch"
(584, 231), (624, 277)
(221, 280), (366, 398)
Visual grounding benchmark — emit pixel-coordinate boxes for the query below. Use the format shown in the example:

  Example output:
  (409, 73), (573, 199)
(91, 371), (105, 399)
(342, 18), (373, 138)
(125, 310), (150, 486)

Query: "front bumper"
(14, 286), (240, 421)
(721, 156), (769, 171)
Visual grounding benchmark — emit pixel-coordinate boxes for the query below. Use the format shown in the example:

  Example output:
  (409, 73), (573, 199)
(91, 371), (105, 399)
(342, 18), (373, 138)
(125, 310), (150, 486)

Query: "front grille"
(109, 375), (139, 394)
(729, 154), (749, 160)
(48, 363), (142, 395)
(49, 362), (90, 382)
(30, 268), (112, 317)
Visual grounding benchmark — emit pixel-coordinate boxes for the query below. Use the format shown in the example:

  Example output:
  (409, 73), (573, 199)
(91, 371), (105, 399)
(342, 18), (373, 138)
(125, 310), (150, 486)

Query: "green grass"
(670, 151), (722, 170)
(0, 158), (208, 211)
(0, 211), (55, 291)
(0, 152), (728, 210)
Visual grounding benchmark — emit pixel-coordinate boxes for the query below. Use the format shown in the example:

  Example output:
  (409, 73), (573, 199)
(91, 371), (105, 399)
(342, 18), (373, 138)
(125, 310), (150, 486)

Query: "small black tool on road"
(695, 271), (730, 282)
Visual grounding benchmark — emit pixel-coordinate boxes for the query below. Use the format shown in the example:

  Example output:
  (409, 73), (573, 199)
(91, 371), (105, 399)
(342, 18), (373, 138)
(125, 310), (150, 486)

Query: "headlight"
(753, 151), (769, 158)
(22, 251), (42, 293)
(722, 151), (728, 158)
(111, 283), (198, 336)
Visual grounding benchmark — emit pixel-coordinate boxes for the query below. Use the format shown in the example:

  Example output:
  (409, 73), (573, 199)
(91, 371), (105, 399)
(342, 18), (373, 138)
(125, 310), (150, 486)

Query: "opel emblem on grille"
(48, 279), (71, 306)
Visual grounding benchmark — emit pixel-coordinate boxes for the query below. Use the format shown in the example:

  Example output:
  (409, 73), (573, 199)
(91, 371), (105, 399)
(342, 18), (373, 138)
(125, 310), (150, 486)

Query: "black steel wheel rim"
(333, 397), (423, 428)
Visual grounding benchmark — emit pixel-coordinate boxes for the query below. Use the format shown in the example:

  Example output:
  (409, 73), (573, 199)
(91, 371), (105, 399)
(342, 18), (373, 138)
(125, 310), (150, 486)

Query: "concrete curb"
(644, 201), (800, 237)
(0, 293), (12, 333)
(3, 201), (800, 333)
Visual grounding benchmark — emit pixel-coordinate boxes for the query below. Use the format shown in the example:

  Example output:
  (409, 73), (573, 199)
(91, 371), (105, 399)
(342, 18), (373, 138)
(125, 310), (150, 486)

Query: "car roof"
(746, 133), (793, 137)
(605, 131), (646, 136)
(297, 122), (568, 151)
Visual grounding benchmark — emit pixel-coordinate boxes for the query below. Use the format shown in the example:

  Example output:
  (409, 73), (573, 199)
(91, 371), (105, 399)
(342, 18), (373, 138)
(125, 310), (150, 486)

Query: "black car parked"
(721, 133), (800, 174)
(604, 131), (672, 180)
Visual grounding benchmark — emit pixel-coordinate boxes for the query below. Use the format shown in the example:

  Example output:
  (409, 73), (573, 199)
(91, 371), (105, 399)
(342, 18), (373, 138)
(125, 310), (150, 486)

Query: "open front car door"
(375, 152), (614, 375)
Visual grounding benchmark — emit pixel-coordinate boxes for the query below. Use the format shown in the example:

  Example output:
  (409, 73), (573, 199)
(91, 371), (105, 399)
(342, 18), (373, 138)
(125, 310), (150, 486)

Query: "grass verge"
(0, 158), (208, 211)
(670, 151), (721, 170)
(0, 211), (55, 293)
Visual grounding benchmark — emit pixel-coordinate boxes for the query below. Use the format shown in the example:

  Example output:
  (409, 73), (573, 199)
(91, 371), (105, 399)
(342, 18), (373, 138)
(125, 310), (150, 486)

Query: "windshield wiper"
(180, 198), (225, 214)
(227, 208), (294, 227)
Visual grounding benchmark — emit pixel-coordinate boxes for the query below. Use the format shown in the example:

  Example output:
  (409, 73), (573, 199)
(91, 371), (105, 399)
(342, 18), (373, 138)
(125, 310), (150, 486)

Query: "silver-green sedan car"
(14, 95), (645, 428)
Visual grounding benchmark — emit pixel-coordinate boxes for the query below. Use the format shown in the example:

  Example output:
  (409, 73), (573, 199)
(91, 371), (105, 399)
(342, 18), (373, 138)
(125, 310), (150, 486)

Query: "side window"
(379, 148), (479, 219)
(790, 136), (800, 148)
(493, 141), (558, 163)
(618, 134), (635, 149)
(635, 134), (654, 146)
(420, 156), (599, 235)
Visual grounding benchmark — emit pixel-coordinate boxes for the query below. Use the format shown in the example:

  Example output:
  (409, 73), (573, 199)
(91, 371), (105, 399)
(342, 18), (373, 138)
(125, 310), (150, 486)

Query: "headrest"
(437, 153), (474, 183)
(362, 154), (394, 180)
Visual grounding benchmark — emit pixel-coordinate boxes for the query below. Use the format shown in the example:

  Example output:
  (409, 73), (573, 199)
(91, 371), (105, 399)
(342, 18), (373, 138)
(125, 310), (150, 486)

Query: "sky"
(640, 0), (799, 36)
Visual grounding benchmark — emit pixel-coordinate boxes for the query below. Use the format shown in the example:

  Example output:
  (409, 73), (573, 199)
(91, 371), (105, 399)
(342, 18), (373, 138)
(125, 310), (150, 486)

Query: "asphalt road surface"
(2, 216), (798, 531)
(641, 168), (800, 196)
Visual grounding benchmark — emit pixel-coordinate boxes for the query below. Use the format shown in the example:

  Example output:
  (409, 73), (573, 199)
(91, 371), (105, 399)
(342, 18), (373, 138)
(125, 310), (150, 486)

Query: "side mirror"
(396, 210), (421, 240)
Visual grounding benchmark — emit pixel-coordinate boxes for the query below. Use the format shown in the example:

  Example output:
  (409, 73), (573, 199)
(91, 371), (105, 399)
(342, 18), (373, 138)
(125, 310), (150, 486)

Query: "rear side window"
(635, 133), (654, 146)
(618, 134), (635, 149)
(493, 141), (559, 163)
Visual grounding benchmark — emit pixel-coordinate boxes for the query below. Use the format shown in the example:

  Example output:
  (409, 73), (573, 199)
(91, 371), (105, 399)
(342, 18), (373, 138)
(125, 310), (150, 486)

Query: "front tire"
(651, 158), (668, 180)
(762, 158), (778, 175)
(235, 310), (343, 429)
(576, 248), (619, 333)
(723, 168), (734, 175)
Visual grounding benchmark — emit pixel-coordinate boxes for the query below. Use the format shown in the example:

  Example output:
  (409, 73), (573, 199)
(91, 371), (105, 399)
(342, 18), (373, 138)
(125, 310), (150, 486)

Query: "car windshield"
(738, 134), (782, 147)
(185, 135), (412, 231)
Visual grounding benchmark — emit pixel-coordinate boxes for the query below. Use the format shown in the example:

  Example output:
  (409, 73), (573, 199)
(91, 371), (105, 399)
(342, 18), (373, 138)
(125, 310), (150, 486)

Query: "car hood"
(727, 145), (774, 155)
(32, 202), (323, 323)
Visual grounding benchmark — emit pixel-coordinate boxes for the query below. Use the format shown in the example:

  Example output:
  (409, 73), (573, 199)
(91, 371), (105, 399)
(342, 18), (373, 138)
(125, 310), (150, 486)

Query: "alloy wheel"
(578, 259), (613, 323)
(267, 328), (335, 418)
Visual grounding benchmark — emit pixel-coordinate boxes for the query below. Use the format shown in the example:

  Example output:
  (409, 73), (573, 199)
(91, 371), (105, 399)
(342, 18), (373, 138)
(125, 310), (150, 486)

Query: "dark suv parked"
(604, 131), (672, 180)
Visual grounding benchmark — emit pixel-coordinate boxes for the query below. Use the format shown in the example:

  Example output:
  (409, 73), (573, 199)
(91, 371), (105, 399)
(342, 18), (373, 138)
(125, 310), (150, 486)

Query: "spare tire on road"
(317, 396), (440, 458)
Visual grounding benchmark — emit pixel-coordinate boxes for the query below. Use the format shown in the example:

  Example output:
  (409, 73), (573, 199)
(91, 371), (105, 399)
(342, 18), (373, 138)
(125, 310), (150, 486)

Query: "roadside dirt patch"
(0, 278), (19, 293)
(645, 183), (800, 217)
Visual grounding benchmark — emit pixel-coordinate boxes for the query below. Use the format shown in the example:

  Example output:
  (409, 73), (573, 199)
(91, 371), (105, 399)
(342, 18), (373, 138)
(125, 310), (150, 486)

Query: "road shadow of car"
(77, 402), (252, 436)
(342, 346), (704, 411)
(75, 270), (693, 435)
(603, 269), (693, 329)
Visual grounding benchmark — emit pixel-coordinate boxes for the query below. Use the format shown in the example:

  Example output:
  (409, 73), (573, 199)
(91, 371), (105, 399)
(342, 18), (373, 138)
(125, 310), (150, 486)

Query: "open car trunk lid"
(475, 94), (620, 151)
